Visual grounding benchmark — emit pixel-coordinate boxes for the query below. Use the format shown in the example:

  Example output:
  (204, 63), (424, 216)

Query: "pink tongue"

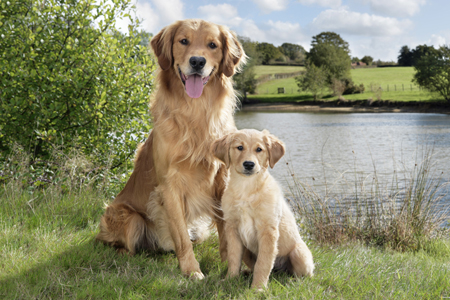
(185, 74), (204, 98)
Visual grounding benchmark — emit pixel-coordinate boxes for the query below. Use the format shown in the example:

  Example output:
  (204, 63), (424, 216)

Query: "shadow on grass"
(0, 236), (301, 299)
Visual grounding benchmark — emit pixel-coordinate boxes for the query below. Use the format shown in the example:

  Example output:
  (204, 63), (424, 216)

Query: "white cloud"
(114, 0), (184, 34)
(368, 0), (426, 17)
(297, 0), (341, 8)
(252, 0), (289, 14)
(197, 4), (243, 28)
(428, 34), (447, 48)
(265, 21), (306, 45)
(240, 19), (268, 42)
(311, 8), (412, 36)
(151, 0), (184, 25)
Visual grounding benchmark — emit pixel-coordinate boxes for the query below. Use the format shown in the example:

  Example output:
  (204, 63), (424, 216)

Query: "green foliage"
(256, 42), (282, 65)
(278, 42), (306, 64)
(234, 37), (258, 101)
(307, 31), (352, 84)
(295, 62), (329, 100)
(398, 45), (413, 66)
(0, 0), (155, 170)
(398, 44), (440, 67)
(413, 45), (450, 102)
(361, 55), (373, 66)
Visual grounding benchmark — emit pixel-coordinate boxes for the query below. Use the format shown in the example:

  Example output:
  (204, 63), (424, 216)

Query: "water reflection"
(234, 112), (450, 203)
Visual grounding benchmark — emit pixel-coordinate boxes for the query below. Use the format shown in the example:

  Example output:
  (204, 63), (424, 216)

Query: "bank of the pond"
(240, 99), (450, 114)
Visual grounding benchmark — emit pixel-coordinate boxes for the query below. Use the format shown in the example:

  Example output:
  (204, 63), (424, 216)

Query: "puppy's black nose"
(189, 56), (206, 71)
(243, 161), (255, 170)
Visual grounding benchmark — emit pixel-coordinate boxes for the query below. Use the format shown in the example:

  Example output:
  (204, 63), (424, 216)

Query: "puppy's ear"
(211, 134), (231, 168)
(220, 26), (247, 77)
(263, 130), (285, 169)
(151, 22), (180, 71)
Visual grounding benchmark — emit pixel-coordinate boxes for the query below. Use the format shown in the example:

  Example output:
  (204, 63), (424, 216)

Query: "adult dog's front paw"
(188, 271), (205, 280)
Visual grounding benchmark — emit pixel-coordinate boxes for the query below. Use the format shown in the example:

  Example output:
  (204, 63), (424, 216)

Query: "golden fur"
(96, 19), (246, 279)
(212, 129), (314, 289)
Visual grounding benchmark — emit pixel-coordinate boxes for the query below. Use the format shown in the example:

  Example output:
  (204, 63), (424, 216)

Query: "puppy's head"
(150, 19), (246, 99)
(211, 129), (285, 176)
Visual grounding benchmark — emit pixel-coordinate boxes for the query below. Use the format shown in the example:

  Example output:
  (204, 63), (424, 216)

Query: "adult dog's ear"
(220, 26), (247, 77)
(262, 130), (285, 169)
(151, 22), (180, 71)
(211, 134), (231, 168)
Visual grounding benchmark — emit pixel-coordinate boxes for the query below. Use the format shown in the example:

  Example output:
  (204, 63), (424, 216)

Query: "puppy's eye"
(256, 147), (262, 152)
(209, 42), (217, 49)
(237, 146), (243, 151)
(180, 39), (188, 45)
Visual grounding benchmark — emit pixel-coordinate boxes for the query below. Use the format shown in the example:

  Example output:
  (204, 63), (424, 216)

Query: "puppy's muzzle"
(243, 161), (255, 171)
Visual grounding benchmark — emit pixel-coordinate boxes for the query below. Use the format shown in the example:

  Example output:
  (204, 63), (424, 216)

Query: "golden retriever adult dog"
(96, 19), (246, 279)
(212, 129), (314, 289)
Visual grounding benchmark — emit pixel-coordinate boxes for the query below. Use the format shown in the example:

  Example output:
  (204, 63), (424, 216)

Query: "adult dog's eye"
(180, 39), (188, 45)
(237, 146), (243, 151)
(256, 147), (262, 152)
(209, 42), (217, 49)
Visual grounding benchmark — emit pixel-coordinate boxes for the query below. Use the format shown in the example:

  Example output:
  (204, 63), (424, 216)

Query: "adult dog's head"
(212, 129), (285, 176)
(151, 19), (246, 99)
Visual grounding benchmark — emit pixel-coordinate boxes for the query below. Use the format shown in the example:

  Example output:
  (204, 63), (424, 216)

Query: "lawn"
(1, 183), (449, 299)
(250, 66), (444, 103)
(254, 65), (304, 79)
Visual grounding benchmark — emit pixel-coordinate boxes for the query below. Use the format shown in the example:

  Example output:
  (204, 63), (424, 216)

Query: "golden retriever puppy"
(212, 129), (314, 289)
(96, 19), (246, 279)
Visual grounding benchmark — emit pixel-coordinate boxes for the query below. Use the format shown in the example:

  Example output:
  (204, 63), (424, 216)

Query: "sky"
(114, 0), (450, 62)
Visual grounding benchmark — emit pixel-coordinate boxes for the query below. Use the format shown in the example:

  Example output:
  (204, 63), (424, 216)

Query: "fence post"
(387, 84), (389, 92)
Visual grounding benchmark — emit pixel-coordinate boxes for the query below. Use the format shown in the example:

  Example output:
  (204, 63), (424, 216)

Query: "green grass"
(251, 66), (446, 103)
(254, 65), (304, 78)
(352, 67), (416, 87)
(1, 181), (449, 299)
(1, 148), (449, 299)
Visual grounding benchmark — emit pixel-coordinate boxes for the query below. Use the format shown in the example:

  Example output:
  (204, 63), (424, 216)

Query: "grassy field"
(254, 65), (304, 79)
(250, 66), (444, 103)
(1, 182), (449, 299)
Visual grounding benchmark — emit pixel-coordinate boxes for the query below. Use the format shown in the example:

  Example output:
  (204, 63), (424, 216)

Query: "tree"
(398, 44), (439, 66)
(411, 44), (439, 66)
(413, 45), (450, 102)
(295, 62), (329, 101)
(0, 0), (155, 169)
(398, 45), (413, 66)
(279, 43), (306, 64)
(361, 55), (374, 66)
(256, 42), (282, 65)
(351, 57), (360, 63)
(307, 32), (352, 84)
(234, 36), (258, 101)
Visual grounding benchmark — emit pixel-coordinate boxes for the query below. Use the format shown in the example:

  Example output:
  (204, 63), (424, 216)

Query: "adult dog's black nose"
(243, 161), (255, 170)
(189, 56), (206, 71)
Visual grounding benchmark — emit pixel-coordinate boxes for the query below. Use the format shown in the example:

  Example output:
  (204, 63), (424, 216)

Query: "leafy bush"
(296, 61), (329, 101)
(342, 79), (365, 95)
(0, 0), (155, 170)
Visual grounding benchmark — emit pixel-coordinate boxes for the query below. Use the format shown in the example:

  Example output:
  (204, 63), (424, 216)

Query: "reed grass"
(287, 147), (449, 251)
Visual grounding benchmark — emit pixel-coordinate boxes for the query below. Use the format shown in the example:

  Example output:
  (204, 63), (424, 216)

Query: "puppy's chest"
(225, 195), (274, 253)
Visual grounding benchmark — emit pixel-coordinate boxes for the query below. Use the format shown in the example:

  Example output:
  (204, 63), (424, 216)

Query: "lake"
(234, 111), (450, 204)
